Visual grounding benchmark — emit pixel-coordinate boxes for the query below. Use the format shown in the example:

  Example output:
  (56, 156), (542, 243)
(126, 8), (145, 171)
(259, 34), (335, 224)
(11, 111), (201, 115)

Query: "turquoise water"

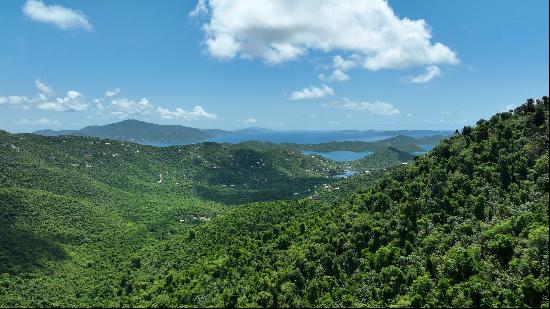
(302, 150), (373, 161)
(208, 131), (388, 144)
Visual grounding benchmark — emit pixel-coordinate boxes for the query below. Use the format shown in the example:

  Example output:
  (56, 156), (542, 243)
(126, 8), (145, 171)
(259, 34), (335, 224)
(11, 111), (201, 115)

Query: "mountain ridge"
(32, 119), (452, 146)
(34, 119), (230, 145)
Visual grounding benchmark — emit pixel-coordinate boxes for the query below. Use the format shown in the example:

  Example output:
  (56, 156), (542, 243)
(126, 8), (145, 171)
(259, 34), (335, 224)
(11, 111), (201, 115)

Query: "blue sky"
(0, 0), (548, 132)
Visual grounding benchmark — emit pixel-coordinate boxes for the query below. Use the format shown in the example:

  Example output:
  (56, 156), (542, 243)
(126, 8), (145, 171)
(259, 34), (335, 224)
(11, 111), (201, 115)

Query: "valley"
(1, 0), (548, 307)
(1, 98), (548, 307)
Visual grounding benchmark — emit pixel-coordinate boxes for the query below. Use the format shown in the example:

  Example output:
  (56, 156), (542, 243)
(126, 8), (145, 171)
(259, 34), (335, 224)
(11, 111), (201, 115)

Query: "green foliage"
(350, 147), (414, 170)
(0, 97), (548, 307)
(283, 135), (427, 153)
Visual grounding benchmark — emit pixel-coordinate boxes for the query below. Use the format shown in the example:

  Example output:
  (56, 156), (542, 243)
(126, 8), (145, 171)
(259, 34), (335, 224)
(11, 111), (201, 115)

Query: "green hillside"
(121, 97), (548, 307)
(0, 128), (348, 307)
(415, 135), (449, 146)
(0, 97), (548, 307)
(350, 147), (415, 170)
(282, 135), (425, 153)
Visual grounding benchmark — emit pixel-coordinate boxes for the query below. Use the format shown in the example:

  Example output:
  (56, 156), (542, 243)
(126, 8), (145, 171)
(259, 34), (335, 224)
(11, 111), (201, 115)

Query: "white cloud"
(319, 69), (349, 82)
(1, 80), (89, 111)
(105, 88), (120, 97)
(408, 66), (442, 84)
(333, 55), (360, 71)
(97, 98), (153, 119)
(2, 80), (217, 122)
(96, 97), (217, 121)
(190, 0), (208, 17)
(156, 106), (217, 121)
(193, 0), (458, 70)
(0, 95), (34, 109)
(15, 117), (61, 126)
(325, 98), (400, 115)
(441, 110), (451, 116)
(289, 84), (334, 100)
(239, 117), (257, 124)
(37, 90), (88, 111)
(35, 79), (54, 96)
(23, 0), (92, 31)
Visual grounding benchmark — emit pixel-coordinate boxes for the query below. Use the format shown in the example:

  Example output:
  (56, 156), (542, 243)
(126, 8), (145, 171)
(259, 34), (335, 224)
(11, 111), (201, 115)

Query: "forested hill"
(350, 146), (415, 170)
(0, 132), (343, 205)
(123, 98), (549, 307)
(281, 135), (425, 153)
(0, 97), (548, 307)
(34, 119), (229, 145)
(0, 129), (344, 306)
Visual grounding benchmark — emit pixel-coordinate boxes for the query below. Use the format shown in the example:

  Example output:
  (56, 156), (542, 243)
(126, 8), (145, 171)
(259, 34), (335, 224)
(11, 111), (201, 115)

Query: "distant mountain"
(232, 127), (275, 134)
(33, 120), (453, 146)
(34, 119), (230, 145)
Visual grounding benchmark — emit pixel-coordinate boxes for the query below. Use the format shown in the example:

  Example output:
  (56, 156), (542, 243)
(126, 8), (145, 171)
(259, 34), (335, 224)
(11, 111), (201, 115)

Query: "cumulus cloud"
(157, 106), (218, 121)
(190, 0), (208, 17)
(23, 0), (92, 31)
(95, 96), (217, 122)
(192, 0), (458, 70)
(1, 79), (89, 112)
(333, 55), (360, 71)
(37, 90), (88, 111)
(325, 98), (400, 115)
(95, 98), (153, 119)
(239, 117), (257, 124)
(0, 95), (35, 109)
(15, 117), (61, 126)
(319, 69), (349, 82)
(408, 66), (442, 84)
(105, 88), (120, 97)
(2, 80), (218, 123)
(35, 79), (54, 96)
(289, 84), (334, 100)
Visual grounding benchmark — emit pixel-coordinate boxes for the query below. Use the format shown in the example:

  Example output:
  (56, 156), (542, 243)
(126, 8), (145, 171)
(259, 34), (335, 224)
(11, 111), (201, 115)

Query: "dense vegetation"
(349, 147), (415, 171)
(1, 97), (548, 307)
(0, 129), (350, 307)
(282, 135), (428, 153)
(111, 97), (548, 307)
